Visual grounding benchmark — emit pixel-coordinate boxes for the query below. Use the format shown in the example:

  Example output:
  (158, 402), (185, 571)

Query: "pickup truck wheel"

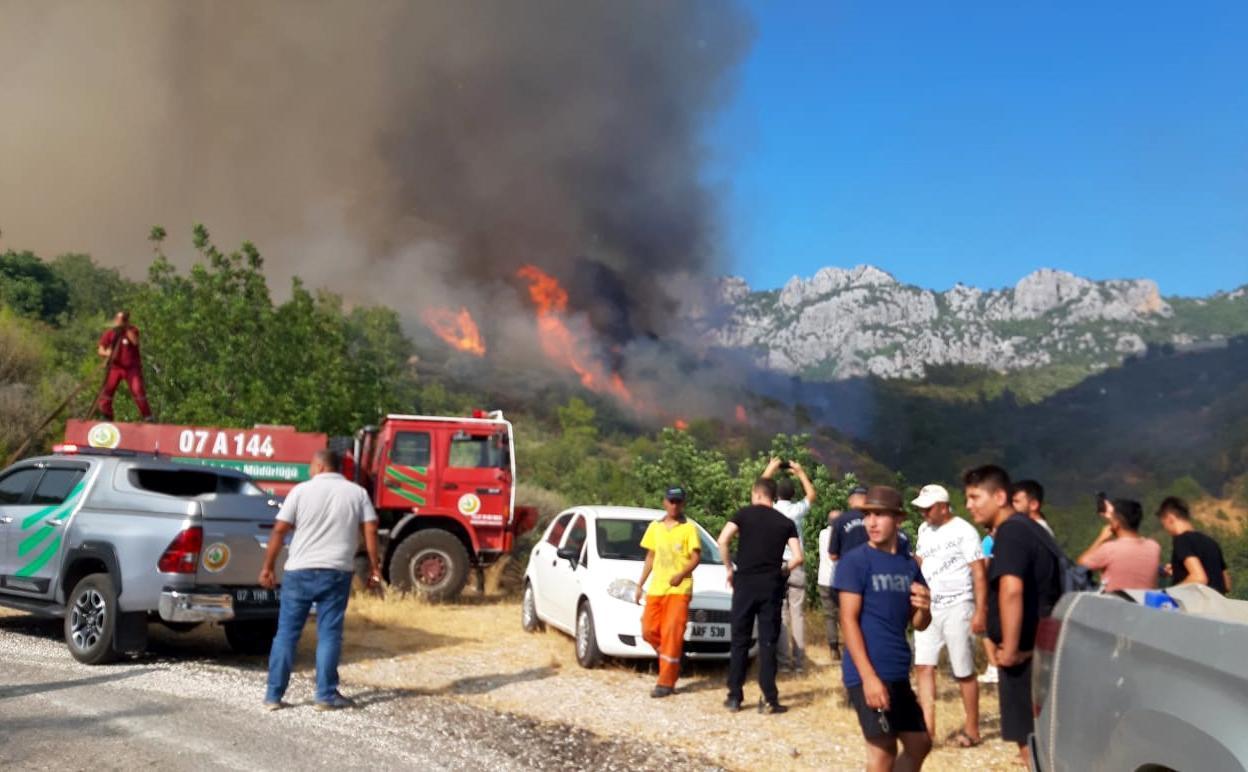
(521, 581), (545, 632)
(223, 619), (279, 656)
(389, 530), (470, 602)
(65, 574), (121, 665)
(575, 602), (603, 668)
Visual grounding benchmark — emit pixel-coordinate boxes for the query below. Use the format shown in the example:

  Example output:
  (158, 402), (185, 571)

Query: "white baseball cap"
(911, 484), (950, 508)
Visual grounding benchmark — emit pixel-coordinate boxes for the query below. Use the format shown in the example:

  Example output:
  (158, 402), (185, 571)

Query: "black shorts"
(848, 680), (926, 739)
(998, 659), (1035, 744)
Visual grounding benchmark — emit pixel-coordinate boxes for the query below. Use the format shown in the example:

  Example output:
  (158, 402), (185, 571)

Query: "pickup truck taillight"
(1032, 616), (1061, 717)
(158, 526), (204, 574)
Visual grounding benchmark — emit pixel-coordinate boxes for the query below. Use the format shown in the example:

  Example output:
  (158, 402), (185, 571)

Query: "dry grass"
(338, 593), (1021, 771)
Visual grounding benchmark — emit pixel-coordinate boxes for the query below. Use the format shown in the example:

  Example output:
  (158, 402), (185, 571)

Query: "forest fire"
(673, 418), (690, 431)
(422, 306), (486, 356)
(517, 265), (637, 406)
(735, 404), (748, 424)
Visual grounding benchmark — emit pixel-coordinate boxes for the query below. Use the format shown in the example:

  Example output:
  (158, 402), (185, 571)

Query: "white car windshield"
(594, 518), (723, 564)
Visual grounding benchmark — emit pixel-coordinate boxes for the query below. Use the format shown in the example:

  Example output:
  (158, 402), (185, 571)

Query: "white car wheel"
(575, 602), (603, 668)
(521, 581), (544, 633)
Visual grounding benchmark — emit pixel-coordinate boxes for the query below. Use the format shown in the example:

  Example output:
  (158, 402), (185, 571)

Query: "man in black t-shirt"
(964, 465), (1059, 768)
(716, 477), (803, 714)
(1157, 496), (1232, 595)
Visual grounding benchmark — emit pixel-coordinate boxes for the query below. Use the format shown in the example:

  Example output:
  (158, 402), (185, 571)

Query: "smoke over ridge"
(1, 0), (752, 341)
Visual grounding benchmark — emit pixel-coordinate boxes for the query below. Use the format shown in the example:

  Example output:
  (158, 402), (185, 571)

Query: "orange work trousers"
(642, 593), (690, 688)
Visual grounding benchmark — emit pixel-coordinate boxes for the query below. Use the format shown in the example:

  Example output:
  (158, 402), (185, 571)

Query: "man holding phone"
(835, 486), (933, 772)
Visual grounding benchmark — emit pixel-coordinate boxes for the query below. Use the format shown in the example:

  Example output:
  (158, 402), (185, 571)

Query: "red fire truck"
(63, 412), (538, 600)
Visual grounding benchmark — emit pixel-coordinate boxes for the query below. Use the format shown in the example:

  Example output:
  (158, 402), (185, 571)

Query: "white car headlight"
(606, 578), (639, 603)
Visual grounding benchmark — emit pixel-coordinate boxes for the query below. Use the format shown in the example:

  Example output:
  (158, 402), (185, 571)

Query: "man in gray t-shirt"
(260, 450), (381, 711)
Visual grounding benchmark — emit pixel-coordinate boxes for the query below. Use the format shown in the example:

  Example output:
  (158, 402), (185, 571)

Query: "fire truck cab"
(353, 411), (536, 600)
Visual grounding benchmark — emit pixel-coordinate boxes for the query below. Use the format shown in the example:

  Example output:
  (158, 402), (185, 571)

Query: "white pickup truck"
(1030, 585), (1248, 771)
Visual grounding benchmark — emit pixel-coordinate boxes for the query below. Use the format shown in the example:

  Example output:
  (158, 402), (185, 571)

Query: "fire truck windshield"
(449, 433), (507, 469)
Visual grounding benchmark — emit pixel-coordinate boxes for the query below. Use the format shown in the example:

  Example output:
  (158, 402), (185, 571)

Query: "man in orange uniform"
(96, 310), (153, 421)
(634, 486), (702, 698)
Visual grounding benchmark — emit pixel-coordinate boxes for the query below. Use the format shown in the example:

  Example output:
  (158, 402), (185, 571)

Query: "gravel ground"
(341, 596), (1020, 771)
(0, 611), (722, 772)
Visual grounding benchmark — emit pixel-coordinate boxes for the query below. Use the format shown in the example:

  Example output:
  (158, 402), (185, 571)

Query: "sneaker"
(650, 686), (674, 698)
(262, 700), (287, 712)
(758, 698), (788, 715)
(723, 696), (742, 712)
(314, 693), (356, 711)
(978, 666), (999, 685)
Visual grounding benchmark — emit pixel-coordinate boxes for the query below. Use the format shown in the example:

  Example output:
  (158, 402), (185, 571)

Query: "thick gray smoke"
(1, 1), (751, 341)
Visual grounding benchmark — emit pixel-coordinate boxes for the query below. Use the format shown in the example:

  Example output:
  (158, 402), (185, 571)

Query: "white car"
(522, 506), (747, 667)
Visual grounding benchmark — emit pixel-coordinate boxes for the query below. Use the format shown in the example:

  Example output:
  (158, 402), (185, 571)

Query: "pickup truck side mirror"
(556, 546), (580, 567)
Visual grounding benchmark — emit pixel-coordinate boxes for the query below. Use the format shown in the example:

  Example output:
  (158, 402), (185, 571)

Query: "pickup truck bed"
(1032, 586), (1248, 771)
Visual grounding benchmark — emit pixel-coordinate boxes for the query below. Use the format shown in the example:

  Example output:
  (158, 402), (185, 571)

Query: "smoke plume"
(1, 1), (752, 341)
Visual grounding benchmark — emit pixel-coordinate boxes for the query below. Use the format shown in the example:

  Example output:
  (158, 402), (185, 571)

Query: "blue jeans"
(265, 568), (353, 703)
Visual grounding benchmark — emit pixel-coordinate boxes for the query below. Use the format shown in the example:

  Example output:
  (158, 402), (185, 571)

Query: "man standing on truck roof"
(1157, 496), (1232, 595)
(911, 484), (986, 749)
(1076, 498), (1161, 593)
(259, 449), (382, 711)
(96, 310), (153, 422)
(634, 485), (701, 698)
(964, 465), (1059, 768)
(835, 485), (933, 772)
(763, 457), (817, 674)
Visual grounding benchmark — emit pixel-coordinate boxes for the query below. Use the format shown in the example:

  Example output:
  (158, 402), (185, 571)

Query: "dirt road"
(0, 612), (719, 772)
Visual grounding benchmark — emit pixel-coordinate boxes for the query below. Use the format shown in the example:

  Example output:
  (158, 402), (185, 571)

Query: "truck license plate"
(685, 623), (729, 641)
(235, 588), (279, 604)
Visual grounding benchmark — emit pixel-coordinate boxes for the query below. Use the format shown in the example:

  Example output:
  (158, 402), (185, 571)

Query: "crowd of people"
(258, 447), (1233, 769)
(635, 457), (1234, 771)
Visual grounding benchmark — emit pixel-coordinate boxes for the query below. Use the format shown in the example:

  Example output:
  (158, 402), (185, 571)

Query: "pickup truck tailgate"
(196, 495), (286, 585)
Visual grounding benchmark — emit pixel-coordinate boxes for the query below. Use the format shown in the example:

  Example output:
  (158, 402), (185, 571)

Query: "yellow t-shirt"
(640, 520), (701, 597)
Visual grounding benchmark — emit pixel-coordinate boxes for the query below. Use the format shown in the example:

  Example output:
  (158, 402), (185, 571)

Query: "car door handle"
(47, 519), (65, 527)
(477, 487), (501, 495)
(0, 516), (12, 524)
(443, 483), (459, 490)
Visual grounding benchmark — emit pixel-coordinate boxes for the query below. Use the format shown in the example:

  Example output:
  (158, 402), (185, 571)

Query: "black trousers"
(727, 571), (785, 704)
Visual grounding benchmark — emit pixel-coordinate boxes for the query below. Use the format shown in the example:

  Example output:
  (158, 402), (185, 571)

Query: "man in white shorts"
(912, 484), (986, 748)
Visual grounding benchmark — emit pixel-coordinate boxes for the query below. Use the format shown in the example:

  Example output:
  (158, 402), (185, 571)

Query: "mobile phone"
(779, 460), (791, 471)
(876, 708), (891, 734)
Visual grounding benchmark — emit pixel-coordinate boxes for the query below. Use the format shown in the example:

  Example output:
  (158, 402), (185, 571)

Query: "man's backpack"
(1025, 518), (1095, 611)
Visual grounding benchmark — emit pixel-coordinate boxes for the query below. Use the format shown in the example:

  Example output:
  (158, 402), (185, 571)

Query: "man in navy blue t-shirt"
(835, 485), (933, 772)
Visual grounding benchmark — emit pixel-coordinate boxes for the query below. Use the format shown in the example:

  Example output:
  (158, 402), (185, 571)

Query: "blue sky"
(712, 2), (1248, 296)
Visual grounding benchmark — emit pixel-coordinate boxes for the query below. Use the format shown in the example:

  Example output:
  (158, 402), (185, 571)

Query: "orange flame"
(517, 264), (639, 408)
(673, 418), (690, 431)
(422, 306), (486, 356)
(735, 404), (748, 424)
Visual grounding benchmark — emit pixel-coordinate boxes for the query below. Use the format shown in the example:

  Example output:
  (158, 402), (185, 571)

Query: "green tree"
(0, 250), (70, 322)
(47, 253), (134, 319)
(124, 225), (410, 432)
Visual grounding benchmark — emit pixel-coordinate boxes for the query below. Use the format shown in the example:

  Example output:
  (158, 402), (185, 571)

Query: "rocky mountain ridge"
(696, 265), (1246, 380)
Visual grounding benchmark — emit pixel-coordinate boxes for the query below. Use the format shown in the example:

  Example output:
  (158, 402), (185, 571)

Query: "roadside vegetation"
(2, 225), (1245, 598)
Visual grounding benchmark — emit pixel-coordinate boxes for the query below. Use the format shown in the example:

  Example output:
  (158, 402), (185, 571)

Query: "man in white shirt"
(911, 484), (987, 748)
(763, 457), (816, 672)
(259, 450), (381, 711)
(816, 508), (841, 661)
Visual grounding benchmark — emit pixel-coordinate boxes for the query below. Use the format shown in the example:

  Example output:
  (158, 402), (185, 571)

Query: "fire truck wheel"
(390, 530), (470, 602)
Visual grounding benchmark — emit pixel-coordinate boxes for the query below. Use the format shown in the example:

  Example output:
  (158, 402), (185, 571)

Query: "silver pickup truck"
(1031, 585), (1248, 771)
(0, 449), (287, 664)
